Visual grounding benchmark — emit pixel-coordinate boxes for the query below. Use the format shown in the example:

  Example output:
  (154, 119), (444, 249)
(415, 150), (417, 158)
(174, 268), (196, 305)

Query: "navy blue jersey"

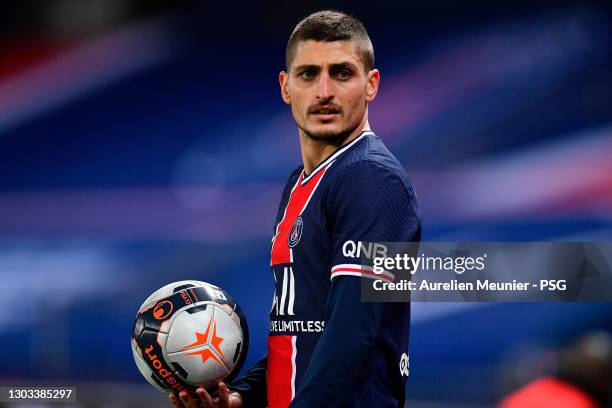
(230, 131), (421, 408)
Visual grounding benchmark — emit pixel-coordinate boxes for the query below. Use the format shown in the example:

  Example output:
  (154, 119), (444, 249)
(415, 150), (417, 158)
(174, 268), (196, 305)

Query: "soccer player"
(170, 10), (421, 408)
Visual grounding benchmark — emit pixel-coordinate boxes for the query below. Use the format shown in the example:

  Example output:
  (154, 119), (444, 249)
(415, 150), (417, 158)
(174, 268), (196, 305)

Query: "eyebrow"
(293, 62), (359, 72)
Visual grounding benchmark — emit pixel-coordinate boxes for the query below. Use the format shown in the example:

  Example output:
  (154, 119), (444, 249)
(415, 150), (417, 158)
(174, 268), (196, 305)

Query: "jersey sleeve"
(227, 356), (267, 407)
(327, 160), (421, 282)
(290, 276), (384, 407)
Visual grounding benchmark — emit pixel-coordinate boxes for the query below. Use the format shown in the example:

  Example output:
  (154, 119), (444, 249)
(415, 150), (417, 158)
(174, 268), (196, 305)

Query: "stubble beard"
(295, 100), (368, 145)
(297, 119), (358, 145)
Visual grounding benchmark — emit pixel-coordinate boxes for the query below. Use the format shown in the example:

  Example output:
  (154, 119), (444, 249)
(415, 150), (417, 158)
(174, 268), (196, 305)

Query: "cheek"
(290, 103), (304, 124)
(289, 90), (308, 112)
(345, 92), (365, 116)
(289, 94), (309, 123)
(345, 87), (365, 105)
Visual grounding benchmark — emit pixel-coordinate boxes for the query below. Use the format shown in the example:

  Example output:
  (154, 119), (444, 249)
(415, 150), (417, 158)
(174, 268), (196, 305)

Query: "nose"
(316, 72), (334, 100)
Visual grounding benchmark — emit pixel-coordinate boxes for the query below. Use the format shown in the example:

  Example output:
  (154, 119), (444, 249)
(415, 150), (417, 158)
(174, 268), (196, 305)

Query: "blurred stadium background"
(1, 1), (612, 407)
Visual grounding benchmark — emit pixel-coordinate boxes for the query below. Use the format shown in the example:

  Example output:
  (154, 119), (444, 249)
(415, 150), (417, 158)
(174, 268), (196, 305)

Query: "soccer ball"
(131, 280), (249, 393)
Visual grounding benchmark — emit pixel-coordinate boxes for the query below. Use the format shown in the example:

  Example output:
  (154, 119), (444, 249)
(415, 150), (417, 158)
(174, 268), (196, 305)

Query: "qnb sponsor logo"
(342, 240), (388, 259)
(153, 300), (173, 320)
(271, 267), (296, 316)
(143, 345), (188, 391)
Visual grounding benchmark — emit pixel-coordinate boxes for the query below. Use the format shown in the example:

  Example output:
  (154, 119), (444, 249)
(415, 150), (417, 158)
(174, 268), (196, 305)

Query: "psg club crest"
(288, 216), (303, 248)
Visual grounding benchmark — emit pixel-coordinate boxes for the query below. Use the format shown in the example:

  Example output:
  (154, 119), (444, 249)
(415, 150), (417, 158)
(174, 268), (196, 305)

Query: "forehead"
(292, 40), (362, 68)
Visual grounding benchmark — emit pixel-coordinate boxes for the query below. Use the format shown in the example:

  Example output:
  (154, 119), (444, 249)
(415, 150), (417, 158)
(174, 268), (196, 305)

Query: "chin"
(302, 124), (353, 143)
(309, 120), (342, 134)
(308, 128), (341, 139)
(313, 127), (341, 137)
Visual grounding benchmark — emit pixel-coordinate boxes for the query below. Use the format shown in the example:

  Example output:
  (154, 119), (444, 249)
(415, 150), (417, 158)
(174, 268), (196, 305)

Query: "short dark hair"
(285, 10), (374, 72)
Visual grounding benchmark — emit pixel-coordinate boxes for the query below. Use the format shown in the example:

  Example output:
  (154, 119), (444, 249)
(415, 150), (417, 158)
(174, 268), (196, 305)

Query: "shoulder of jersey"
(329, 132), (406, 181)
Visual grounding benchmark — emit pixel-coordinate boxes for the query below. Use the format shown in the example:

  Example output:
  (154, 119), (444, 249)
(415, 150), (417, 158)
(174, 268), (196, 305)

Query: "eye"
(335, 69), (352, 80)
(300, 69), (316, 80)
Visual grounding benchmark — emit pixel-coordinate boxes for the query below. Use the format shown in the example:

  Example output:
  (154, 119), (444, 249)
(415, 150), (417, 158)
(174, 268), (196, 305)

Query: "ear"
(279, 71), (291, 105)
(365, 68), (380, 103)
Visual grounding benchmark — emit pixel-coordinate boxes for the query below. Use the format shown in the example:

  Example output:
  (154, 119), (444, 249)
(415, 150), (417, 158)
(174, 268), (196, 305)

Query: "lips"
(309, 105), (340, 115)
(310, 106), (340, 121)
(312, 112), (339, 121)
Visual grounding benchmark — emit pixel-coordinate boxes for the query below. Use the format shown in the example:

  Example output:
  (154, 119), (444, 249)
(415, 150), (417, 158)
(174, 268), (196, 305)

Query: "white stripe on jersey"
(330, 263), (395, 283)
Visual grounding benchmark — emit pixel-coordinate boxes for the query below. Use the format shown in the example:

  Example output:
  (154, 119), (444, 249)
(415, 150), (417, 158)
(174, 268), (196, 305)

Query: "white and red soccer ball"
(131, 280), (249, 392)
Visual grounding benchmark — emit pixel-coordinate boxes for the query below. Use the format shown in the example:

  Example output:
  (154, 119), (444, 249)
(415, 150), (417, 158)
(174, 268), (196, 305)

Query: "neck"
(300, 118), (370, 174)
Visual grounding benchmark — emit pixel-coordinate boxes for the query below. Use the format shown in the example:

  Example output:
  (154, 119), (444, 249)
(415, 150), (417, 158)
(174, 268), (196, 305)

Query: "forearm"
(290, 277), (384, 407)
(228, 356), (267, 407)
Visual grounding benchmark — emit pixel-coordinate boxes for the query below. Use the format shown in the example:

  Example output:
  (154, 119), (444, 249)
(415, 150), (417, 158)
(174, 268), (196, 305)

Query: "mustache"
(308, 104), (342, 114)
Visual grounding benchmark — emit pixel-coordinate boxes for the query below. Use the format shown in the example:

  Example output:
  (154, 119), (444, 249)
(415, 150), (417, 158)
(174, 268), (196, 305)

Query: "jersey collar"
(301, 130), (373, 185)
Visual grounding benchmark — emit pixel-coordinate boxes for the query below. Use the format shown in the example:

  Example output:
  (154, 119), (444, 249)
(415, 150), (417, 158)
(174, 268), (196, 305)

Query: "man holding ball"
(171, 10), (421, 408)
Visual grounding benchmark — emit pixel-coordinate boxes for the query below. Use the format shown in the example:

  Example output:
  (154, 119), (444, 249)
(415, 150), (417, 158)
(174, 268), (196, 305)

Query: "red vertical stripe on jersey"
(271, 166), (328, 266)
(268, 335), (294, 408)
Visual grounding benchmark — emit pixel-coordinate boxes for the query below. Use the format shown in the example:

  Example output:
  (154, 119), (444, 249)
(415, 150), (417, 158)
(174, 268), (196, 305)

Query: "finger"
(217, 383), (230, 408)
(179, 391), (201, 408)
(195, 387), (215, 408)
(169, 392), (183, 408)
